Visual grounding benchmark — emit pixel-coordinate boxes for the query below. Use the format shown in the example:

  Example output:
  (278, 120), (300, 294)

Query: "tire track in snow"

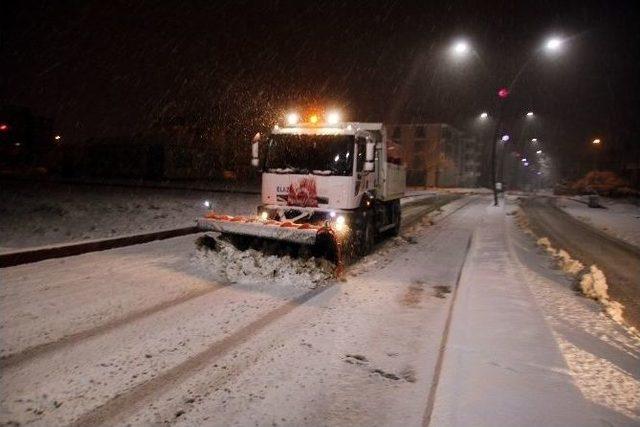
(68, 285), (330, 427)
(0, 285), (224, 370)
(69, 197), (478, 427)
(1, 198), (469, 373)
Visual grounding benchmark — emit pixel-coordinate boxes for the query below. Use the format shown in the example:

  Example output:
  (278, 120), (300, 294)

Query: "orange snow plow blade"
(196, 212), (343, 275)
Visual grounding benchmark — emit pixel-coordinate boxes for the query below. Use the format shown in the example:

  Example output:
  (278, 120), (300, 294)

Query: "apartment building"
(387, 123), (482, 188)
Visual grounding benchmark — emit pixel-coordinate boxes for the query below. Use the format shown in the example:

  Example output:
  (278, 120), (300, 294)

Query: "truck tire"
(390, 199), (401, 236)
(361, 214), (375, 255)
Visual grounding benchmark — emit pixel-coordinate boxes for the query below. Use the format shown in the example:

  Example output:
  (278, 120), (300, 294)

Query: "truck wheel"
(390, 200), (401, 236)
(361, 214), (375, 255)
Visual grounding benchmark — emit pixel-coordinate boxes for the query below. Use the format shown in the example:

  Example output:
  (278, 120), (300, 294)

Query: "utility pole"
(491, 88), (509, 206)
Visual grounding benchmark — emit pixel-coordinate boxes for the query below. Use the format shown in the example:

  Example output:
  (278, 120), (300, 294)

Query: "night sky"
(2, 0), (639, 174)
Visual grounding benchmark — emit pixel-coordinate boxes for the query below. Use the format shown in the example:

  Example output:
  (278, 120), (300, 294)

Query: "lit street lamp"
(536, 149), (542, 154)
(531, 138), (538, 143)
(480, 112), (488, 119)
(591, 138), (602, 170)
(501, 135), (510, 142)
(452, 40), (470, 57)
(450, 34), (569, 204)
(545, 37), (563, 52)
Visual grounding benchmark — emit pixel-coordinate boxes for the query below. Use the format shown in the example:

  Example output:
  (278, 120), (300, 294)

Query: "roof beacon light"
(326, 111), (341, 125)
(286, 112), (300, 126)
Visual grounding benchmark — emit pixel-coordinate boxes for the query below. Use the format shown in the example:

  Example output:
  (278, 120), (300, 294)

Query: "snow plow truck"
(197, 110), (406, 270)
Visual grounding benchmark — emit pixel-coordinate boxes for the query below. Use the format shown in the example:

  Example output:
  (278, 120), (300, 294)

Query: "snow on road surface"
(0, 181), (260, 252)
(0, 181), (440, 253)
(557, 196), (640, 249)
(1, 195), (638, 426)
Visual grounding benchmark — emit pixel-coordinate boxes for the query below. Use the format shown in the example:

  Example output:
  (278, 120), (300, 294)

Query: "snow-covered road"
(1, 196), (638, 426)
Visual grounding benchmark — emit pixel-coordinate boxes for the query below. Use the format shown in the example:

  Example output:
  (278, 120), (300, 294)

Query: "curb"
(1, 193), (453, 269)
(0, 226), (200, 268)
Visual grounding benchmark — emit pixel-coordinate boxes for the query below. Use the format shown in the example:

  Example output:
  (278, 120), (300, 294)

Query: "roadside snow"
(507, 213), (640, 423)
(534, 223), (630, 331)
(557, 196), (640, 248)
(0, 181), (259, 252)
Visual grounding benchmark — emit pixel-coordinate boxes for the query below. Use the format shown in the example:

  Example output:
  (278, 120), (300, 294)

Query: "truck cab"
(252, 115), (406, 254)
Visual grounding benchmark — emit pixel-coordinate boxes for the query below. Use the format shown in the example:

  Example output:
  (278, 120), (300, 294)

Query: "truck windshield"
(264, 134), (354, 176)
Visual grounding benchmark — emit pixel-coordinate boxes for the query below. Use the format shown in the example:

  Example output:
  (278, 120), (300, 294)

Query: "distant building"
(387, 123), (482, 188)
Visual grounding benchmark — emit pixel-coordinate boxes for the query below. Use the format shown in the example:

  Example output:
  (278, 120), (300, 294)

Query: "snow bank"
(534, 236), (628, 328)
(514, 209), (534, 236)
(191, 236), (334, 288)
(579, 265), (625, 324)
(536, 237), (585, 275)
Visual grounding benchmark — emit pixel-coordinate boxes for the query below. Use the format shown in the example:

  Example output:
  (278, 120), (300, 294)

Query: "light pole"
(447, 36), (567, 204)
(489, 90), (510, 205)
(592, 138), (602, 170)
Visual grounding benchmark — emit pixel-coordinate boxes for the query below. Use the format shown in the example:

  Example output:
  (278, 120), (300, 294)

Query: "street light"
(54, 135), (61, 141)
(592, 138), (602, 170)
(531, 138), (538, 143)
(501, 135), (510, 142)
(452, 40), (470, 56)
(545, 37), (563, 52)
(526, 111), (534, 117)
(480, 112), (488, 119)
(457, 34), (570, 205)
(536, 150), (542, 154)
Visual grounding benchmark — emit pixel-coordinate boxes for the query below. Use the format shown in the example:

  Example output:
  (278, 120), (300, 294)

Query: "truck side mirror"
(364, 140), (375, 171)
(251, 133), (260, 167)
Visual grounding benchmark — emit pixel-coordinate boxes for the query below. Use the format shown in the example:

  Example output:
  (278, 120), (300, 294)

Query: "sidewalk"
(430, 204), (632, 426)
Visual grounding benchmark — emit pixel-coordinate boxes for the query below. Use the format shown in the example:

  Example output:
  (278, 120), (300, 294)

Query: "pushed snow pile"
(537, 237), (555, 255)
(515, 209), (534, 236)
(192, 236), (334, 287)
(579, 265), (608, 300)
(556, 249), (585, 275)
(536, 237), (585, 275)
(534, 234), (630, 329)
(580, 265), (625, 324)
